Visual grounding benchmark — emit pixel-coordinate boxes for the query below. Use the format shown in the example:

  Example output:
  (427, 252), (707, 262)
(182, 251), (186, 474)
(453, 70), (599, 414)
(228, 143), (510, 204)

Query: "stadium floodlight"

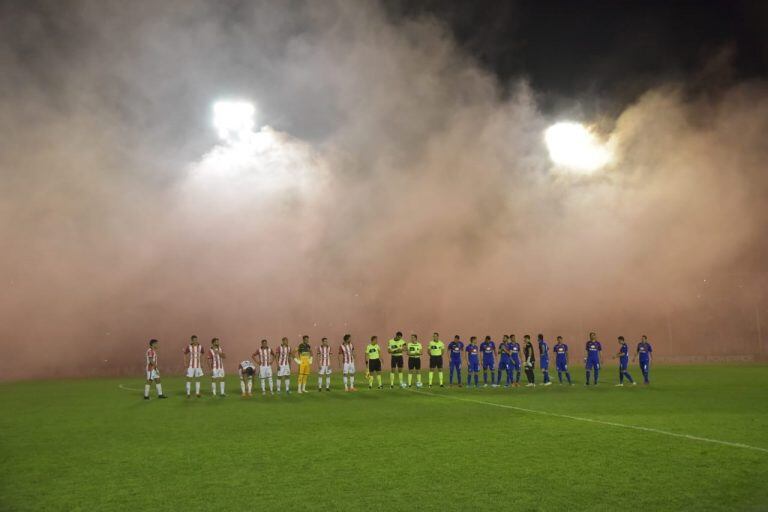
(544, 121), (613, 173)
(212, 100), (256, 142)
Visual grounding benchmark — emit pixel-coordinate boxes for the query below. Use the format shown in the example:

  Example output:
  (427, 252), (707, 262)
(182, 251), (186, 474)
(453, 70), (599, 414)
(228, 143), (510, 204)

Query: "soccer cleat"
(543, 382), (552, 386)
(526, 383), (535, 387)
(632, 382), (637, 386)
(220, 394), (226, 397)
(378, 386), (383, 390)
(390, 385), (394, 389)
(143, 396), (150, 400)
(318, 388), (322, 392)
(196, 394), (201, 398)
(158, 395), (168, 399)
(440, 384), (444, 388)
(350, 387), (357, 392)
(615, 384), (624, 387)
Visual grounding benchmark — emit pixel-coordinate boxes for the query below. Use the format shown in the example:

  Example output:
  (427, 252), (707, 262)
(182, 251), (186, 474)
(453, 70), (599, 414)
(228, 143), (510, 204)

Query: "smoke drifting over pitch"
(1, 1), (767, 379)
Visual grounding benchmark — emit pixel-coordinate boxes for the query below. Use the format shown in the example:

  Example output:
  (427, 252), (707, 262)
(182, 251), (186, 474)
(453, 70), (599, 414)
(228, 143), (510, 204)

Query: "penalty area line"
(413, 390), (768, 455)
(118, 384), (144, 392)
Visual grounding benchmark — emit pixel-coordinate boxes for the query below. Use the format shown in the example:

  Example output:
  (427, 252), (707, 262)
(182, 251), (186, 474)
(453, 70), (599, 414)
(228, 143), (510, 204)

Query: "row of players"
(142, 332), (654, 399)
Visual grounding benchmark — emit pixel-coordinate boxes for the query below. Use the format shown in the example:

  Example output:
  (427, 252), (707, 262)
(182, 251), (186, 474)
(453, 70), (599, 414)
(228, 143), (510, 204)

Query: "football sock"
(194, 382), (200, 394)
(467, 373), (471, 386)
(211, 383), (217, 395)
(619, 371), (624, 384)
(543, 370), (550, 383)
(240, 381), (246, 394)
(247, 379), (253, 393)
(276, 379), (282, 391)
(186, 382), (191, 395)
(398, 373), (403, 386)
(144, 384), (150, 398)
(343, 376), (348, 389)
(407, 374), (413, 386)
(483, 372), (488, 384)
(438, 372), (444, 385)
(376, 374), (382, 386)
(594, 368), (600, 384)
(586, 371), (591, 384)
(428, 372), (434, 385)
(390, 373), (395, 386)
(155, 383), (163, 395)
(318, 377), (323, 389)
(285, 379), (291, 392)
(474, 374), (479, 386)
(219, 382), (224, 394)
(416, 374), (421, 384)
(496, 369), (502, 383)
(557, 371), (563, 383)
(625, 371), (634, 384)
(261, 380), (266, 393)
(268, 378), (274, 392)
(325, 376), (331, 389)
(349, 375), (354, 388)
(566, 372), (572, 384)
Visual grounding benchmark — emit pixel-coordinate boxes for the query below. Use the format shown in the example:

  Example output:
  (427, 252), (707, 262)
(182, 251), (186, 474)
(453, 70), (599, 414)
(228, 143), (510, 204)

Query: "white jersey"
(317, 345), (331, 366)
(240, 360), (255, 370)
(339, 344), (354, 364)
(184, 344), (204, 369)
(278, 345), (291, 366)
(209, 346), (224, 370)
(257, 347), (273, 367)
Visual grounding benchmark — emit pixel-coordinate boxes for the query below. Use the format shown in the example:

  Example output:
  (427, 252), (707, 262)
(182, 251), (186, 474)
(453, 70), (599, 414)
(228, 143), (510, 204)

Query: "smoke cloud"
(1, 0), (767, 379)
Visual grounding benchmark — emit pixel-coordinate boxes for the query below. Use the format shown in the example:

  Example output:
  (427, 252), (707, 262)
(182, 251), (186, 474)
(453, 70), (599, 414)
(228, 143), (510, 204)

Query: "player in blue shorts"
(509, 335), (522, 387)
(584, 332), (602, 385)
(552, 336), (572, 385)
(496, 338), (512, 387)
(479, 335), (497, 386)
(634, 335), (653, 384)
(447, 335), (464, 387)
(537, 334), (551, 386)
(614, 336), (636, 386)
(465, 336), (480, 388)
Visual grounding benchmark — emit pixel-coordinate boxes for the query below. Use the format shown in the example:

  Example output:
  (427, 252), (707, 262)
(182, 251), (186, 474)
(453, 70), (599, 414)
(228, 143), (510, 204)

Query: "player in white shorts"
(316, 338), (332, 391)
(207, 337), (226, 397)
(276, 337), (292, 394)
(144, 339), (167, 399)
(254, 339), (275, 395)
(184, 335), (205, 398)
(238, 359), (256, 397)
(338, 334), (356, 392)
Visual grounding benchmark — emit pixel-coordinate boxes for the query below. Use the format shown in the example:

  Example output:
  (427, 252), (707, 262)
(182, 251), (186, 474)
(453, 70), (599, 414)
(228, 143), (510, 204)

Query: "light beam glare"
(212, 100), (256, 142)
(544, 121), (613, 173)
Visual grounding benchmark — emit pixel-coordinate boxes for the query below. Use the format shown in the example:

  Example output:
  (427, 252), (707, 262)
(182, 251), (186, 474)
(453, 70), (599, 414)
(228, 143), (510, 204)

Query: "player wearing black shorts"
(365, 336), (383, 389)
(406, 334), (423, 388)
(387, 331), (406, 388)
(428, 332), (445, 387)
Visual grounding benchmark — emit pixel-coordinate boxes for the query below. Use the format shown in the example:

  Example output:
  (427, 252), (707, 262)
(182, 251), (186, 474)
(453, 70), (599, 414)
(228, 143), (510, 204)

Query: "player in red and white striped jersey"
(184, 335), (205, 398)
(338, 334), (356, 391)
(276, 337), (292, 394)
(207, 338), (226, 397)
(238, 359), (256, 397)
(144, 339), (167, 399)
(316, 338), (332, 391)
(253, 339), (275, 395)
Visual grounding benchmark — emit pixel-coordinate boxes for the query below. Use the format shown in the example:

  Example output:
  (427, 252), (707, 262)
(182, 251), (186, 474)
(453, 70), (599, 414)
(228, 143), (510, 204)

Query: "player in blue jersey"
(479, 335), (497, 386)
(584, 332), (602, 385)
(465, 336), (480, 388)
(614, 336), (636, 386)
(634, 335), (653, 384)
(552, 336), (572, 385)
(537, 334), (551, 386)
(508, 334), (522, 387)
(496, 338), (512, 387)
(447, 335), (464, 387)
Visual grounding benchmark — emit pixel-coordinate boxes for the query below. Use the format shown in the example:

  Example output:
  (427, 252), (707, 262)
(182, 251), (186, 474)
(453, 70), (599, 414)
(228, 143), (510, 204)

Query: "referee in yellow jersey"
(365, 336), (383, 389)
(407, 334), (423, 388)
(428, 332), (445, 388)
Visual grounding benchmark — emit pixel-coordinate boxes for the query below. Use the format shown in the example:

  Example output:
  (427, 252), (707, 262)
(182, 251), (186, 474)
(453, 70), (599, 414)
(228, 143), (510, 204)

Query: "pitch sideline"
(414, 389), (768, 454)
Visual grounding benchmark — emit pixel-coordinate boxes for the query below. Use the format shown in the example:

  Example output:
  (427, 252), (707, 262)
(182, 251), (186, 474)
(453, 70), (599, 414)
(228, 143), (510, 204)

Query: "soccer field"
(1, 365), (767, 511)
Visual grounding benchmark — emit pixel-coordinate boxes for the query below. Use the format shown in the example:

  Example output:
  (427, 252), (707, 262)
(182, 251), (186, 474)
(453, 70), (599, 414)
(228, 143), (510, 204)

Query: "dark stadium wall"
(1, 1), (767, 380)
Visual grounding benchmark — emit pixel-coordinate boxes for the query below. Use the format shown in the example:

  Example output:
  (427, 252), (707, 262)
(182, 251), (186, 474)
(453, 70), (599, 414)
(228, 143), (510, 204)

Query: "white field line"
(118, 384), (144, 392)
(414, 389), (768, 454)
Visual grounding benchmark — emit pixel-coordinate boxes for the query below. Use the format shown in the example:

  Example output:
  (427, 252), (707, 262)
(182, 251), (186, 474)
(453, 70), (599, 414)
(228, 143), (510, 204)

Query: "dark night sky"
(387, 0), (768, 114)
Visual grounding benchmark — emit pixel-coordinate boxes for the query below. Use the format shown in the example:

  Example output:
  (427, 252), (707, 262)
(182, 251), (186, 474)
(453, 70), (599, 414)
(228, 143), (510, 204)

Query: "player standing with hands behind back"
(184, 335), (204, 398)
(584, 332), (602, 386)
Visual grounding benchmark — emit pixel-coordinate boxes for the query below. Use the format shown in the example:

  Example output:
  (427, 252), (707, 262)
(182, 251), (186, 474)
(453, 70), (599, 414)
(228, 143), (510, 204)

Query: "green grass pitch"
(1, 365), (767, 511)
